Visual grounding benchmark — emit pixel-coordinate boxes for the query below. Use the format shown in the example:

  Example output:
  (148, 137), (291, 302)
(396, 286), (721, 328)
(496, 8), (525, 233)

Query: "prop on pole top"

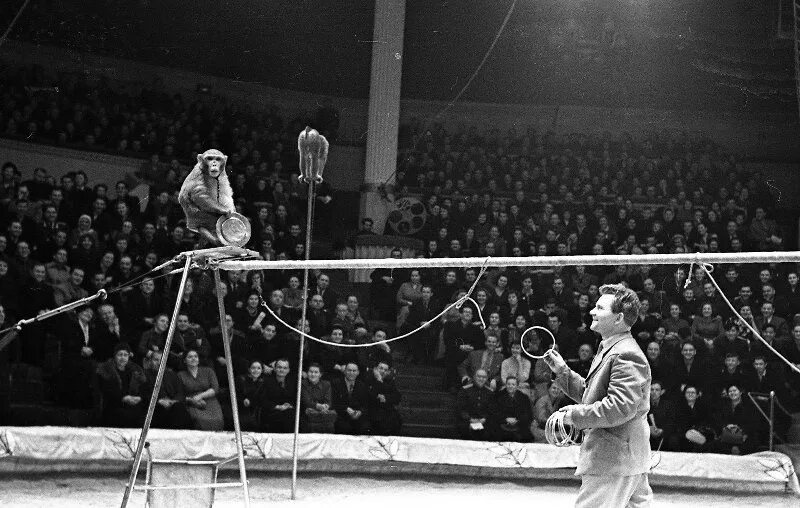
(297, 126), (328, 183)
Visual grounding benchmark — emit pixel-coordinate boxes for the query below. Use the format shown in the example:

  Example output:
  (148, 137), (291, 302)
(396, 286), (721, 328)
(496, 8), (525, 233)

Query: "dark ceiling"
(6, 0), (795, 113)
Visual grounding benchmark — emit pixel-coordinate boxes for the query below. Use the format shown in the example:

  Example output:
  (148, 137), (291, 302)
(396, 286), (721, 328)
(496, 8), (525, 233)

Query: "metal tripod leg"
(213, 268), (250, 507)
(121, 255), (192, 508)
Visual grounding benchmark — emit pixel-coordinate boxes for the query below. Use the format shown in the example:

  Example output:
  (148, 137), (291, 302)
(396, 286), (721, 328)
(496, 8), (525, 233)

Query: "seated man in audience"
(712, 352), (748, 401)
(315, 325), (358, 380)
(648, 379), (678, 451)
(175, 313), (210, 366)
(366, 361), (402, 435)
(357, 328), (393, 372)
(567, 343), (595, 379)
(709, 383), (759, 455)
(331, 362), (371, 435)
(443, 306), (485, 392)
(95, 342), (146, 428)
(142, 349), (192, 429)
(458, 335), (503, 390)
(259, 358), (296, 433)
(456, 369), (496, 441)
(493, 376), (533, 442)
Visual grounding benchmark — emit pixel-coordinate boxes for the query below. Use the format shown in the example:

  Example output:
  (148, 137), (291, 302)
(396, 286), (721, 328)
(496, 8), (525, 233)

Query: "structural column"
(360, 0), (407, 231)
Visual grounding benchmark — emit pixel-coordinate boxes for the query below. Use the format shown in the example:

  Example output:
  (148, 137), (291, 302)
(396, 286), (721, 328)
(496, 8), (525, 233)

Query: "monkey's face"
(205, 155), (224, 178)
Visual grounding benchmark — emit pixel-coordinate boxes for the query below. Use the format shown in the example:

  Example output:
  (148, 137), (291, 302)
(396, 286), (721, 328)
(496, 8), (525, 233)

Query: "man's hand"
(158, 398), (174, 409)
(81, 346), (93, 357)
(505, 417), (518, 425)
(650, 426), (663, 438)
(542, 349), (569, 375)
(243, 398), (250, 408)
(377, 394), (386, 403)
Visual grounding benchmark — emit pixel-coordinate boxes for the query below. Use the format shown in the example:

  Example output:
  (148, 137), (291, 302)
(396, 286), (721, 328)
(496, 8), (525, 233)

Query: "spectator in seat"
(358, 328), (393, 372)
(126, 277), (165, 332)
(648, 380), (678, 451)
(755, 302), (789, 342)
(281, 275), (304, 311)
(712, 352), (748, 401)
(332, 362), (371, 435)
(501, 342), (532, 399)
(405, 285), (440, 364)
(459, 335), (503, 391)
(443, 306), (485, 392)
(674, 342), (710, 395)
(366, 361), (402, 435)
(548, 313), (579, 361)
(209, 313), (249, 381)
(746, 355), (786, 398)
(691, 302), (724, 353)
(95, 342), (146, 428)
(138, 314), (185, 370)
(53, 266), (88, 307)
(305, 294), (329, 339)
(532, 381), (566, 443)
(456, 369), (496, 441)
(301, 363), (337, 433)
(236, 360), (265, 431)
(95, 303), (133, 361)
(142, 349), (192, 430)
(369, 248), (403, 321)
(750, 325), (790, 369)
(315, 326), (357, 380)
(713, 321), (751, 367)
(748, 207), (782, 251)
(57, 306), (100, 410)
(396, 268), (423, 330)
(312, 272), (338, 313)
(19, 262), (56, 365)
(709, 383), (759, 455)
(675, 383), (712, 452)
(567, 343), (595, 379)
(175, 313), (210, 366)
(260, 358), (298, 433)
(44, 248), (70, 287)
(251, 323), (282, 370)
(179, 348), (224, 431)
(494, 376), (533, 442)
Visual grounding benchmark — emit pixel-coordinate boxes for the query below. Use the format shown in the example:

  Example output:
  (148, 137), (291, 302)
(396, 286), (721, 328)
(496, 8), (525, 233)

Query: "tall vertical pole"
(121, 255), (192, 508)
(291, 180), (316, 500)
(213, 268), (250, 507)
(769, 391), (775, 452)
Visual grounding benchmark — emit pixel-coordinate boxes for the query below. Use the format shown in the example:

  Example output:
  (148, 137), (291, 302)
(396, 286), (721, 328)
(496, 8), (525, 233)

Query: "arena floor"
(0, 473), (794, 508)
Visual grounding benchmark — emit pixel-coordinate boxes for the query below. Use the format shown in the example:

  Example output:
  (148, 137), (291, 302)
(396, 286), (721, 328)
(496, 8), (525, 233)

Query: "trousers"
(575, 473), (652, 508)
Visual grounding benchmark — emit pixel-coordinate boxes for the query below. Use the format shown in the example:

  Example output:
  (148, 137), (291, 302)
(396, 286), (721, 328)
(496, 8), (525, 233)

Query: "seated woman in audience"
(504, 314), (530, 357)
(532, 381), (565, 443)
(95, 342), (146, 428)
(708, 383), (759, 455)
(142, 349), (192, 429)
(483, 311), (504, 346)
(178, 348), (224, 431)
(499, 291), (528, 329)
(301, 362), (337, 433)
(500, 342), (532, 399)
(396, 269), (423, 330)
(675, 383), (713, 452)
(661, 304), (690, 336)
(281, 275), (305, 311)
(691, 303), (724, 355)
(236, 360), (265, 431)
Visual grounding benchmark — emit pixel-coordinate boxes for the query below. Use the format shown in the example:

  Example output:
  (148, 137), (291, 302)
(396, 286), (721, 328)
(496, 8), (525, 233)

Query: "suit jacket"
(555, 331), (651, 477)
(331, 377), (370, 416)
(458, 348), (503, 385)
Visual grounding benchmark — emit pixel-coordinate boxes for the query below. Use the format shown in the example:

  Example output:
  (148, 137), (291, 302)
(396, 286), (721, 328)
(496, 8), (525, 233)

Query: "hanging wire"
(698, 261), (800, 376)
(260, 258), (491, 348)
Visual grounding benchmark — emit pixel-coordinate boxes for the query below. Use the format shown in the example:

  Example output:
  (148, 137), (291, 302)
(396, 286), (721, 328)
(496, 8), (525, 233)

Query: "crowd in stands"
(349, 121), (798, 452)
(1, 62), (799, 454)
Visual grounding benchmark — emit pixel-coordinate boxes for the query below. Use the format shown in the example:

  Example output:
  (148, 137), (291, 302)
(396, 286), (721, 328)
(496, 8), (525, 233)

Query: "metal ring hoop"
(519, 325), (557, 359)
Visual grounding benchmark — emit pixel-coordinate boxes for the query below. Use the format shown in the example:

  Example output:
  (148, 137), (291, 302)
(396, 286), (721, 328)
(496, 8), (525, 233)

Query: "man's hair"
(598, 283), (641, 327)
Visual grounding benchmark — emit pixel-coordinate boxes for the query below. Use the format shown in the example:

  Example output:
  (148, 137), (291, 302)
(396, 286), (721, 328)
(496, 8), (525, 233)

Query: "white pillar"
(360, 0), (406, 232)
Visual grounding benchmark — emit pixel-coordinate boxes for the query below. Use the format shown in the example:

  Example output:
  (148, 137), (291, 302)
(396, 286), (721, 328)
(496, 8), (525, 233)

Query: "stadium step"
(396, 373), (444, 391)
(400, 406), (457, 426)
(786, 412), (800, 444)
(401, 390), (456, 409)
(402, 422), (457, 439)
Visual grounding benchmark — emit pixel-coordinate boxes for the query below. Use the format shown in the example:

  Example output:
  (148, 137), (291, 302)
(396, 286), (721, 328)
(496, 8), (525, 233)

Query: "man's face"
(345, 363), (359, 381)
(373, 330), (387, 343)
(310, 295), (323, 309)
(270, 290), (284, 307)
(650, 384), (663, 402)
(485, 336), (499, 351)
(177, 315), (190, 331)
(505, 377), (518, 394)
(275, 360), (290, 378)
(141, 279), (155, 294)
(646, 342), (660, 359)
(682, 344), (696, 361)
(473, 370), (488, 387)
(120, 258), (132, 272)
(761, 303), (774, 318)
(553, 279), (564, 292)
(578, 344), (592, 361)
(727, 385), (742, 403)
(763, 285), (775, 300)
(754, 359), (767, 374)
(374, 362), (388, 379)
(318, 275), (329, 289)
(739, 286), (752, 299)
(589, 294), (621, 335)
(724, 356), (740, 371)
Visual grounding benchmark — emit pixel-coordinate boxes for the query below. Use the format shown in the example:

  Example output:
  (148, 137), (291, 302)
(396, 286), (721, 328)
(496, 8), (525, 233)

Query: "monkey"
(178, 149), (235, 245)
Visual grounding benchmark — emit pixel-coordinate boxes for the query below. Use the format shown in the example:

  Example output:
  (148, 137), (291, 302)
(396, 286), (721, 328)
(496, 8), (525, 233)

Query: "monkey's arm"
(190, 185), (231, 215)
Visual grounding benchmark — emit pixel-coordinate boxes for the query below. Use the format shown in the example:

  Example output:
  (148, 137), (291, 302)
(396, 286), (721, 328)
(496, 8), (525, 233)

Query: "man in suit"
(458, 335), (503, 391)
(331, 362), (371, 434)
(544, 283), (653, 508)
(406, 285), (441, 364)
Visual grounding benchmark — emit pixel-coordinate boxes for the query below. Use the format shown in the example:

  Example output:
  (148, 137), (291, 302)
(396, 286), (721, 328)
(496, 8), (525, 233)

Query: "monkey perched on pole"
(178, 149), (236, 245)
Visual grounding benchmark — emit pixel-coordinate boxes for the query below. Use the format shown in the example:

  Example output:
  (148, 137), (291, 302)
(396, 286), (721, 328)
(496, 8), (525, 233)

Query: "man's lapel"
(584, 334), (630, 383)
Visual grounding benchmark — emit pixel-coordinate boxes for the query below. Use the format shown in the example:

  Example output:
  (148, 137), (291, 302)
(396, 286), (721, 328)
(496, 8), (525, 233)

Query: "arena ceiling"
(6, 0), (796, 113)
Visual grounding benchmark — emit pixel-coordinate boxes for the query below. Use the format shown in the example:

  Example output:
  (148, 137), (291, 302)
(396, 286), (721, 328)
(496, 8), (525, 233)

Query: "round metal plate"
(216, 212), (251, 247)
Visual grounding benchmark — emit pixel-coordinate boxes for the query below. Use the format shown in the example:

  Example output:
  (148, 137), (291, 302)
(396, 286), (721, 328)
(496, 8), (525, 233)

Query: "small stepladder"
(136, 443), (244, 508)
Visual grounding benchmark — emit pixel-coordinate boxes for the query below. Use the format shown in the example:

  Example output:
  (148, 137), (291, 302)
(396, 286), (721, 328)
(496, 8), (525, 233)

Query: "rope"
(259, 258), (491, 348)
(544, 409), (580, 447)
(217, 251), (800, 271)
(518, 325), (557, 360)
(0, 0), (31, 49)
(698, 262), (800, 376)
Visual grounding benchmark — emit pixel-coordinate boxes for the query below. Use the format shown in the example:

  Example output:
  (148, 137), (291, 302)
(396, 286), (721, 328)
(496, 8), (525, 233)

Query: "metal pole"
(769, 391), (775, 452)
(291, 180), (316, 500)
(213, 268), (250, 507)
(120, 255), (192, 508)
